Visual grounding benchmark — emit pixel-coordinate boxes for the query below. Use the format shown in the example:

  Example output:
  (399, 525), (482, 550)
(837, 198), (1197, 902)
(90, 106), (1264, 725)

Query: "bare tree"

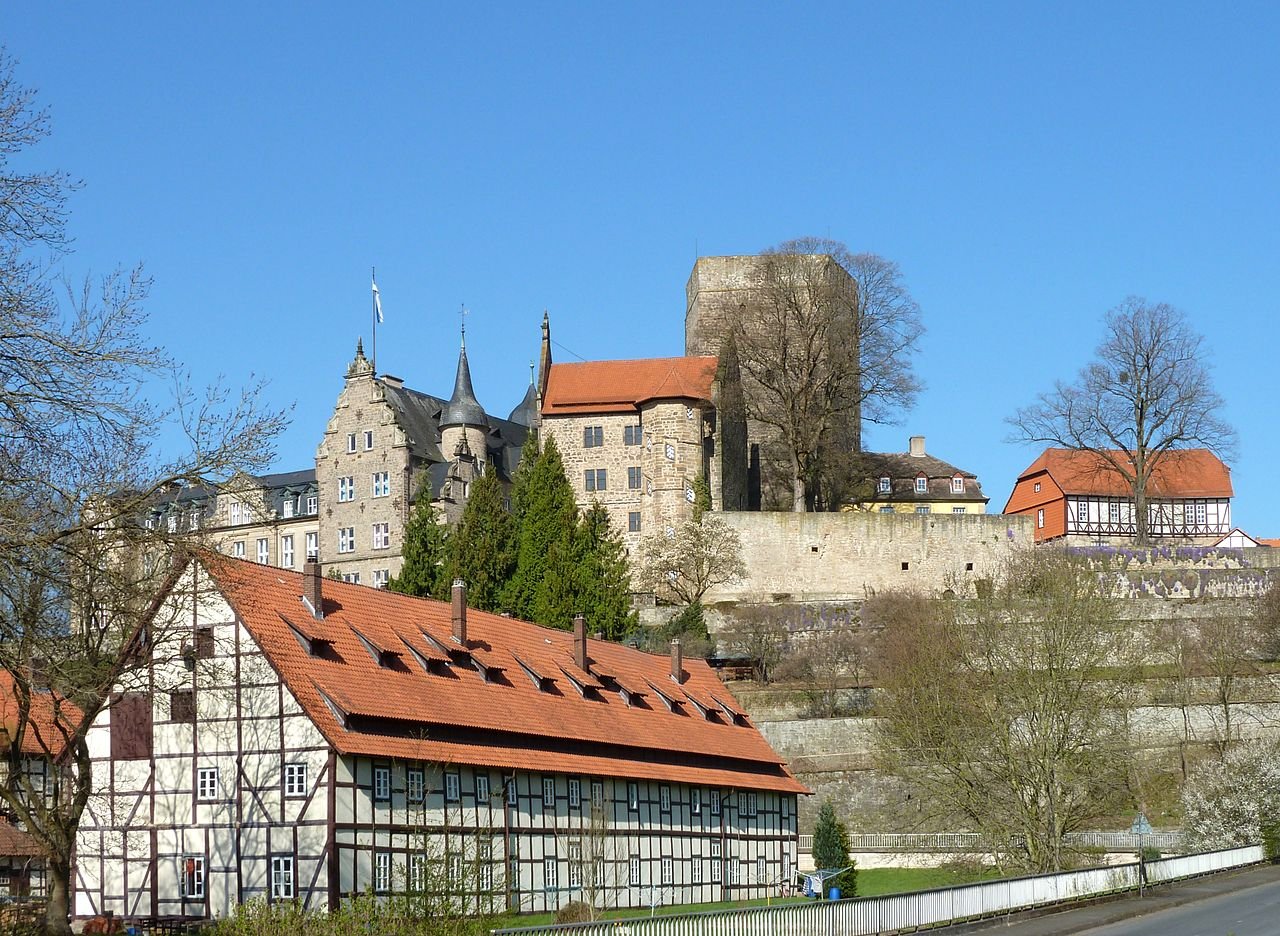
(635, 514), (745, 606)
(1009, 297), (1236, 545)
(717, 610), (789, 683)
(0, 51), (286, 934)
(872, 549), (1142, 874)
(731, 238), (923, 511)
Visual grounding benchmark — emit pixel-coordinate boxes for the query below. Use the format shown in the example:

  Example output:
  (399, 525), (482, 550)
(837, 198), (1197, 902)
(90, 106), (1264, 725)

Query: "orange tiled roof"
(0, 818), (42, 858)
(201, 556), (806, 794)
(0, 670), (82, 758)
(1258, 538), (1280, 548)
(1008, 448), (1233, 504)
(542, 357), (718, 415)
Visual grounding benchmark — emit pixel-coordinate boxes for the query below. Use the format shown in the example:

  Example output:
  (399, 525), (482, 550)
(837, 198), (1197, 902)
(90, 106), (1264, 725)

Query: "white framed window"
(280, 535), (294, 568)
(629, 855), (641, 886)
(373, 766), (390, 801)
(757, 855), (766, 883)
(747, 792), (757, 816)
(728, 858), (739, 885)
(662, 856), (673, 885)
(338, 527), (355, 553)
(711, 840), (722, 882)
(737, 791), (746, 815)
(1037, 508), (1045, 529)
(338, 476), (355, 502)
(180, 855), (204, 899)
(282, 497), (295, 519)
(407, 768), (424, 803)
(270, 855), (293, 900)
(916, 505), (930, 514)
(347, 433), (357, 453)
(692, 853), (703, 884)
(476, 774), (490, 801)
(167, 513), (178, 533)
(232, 541), (245, 559)
(624, 424), (642, 446)
(229, 501), (243, 525)
(342, 572), (360, 584)
(284, 762), (307, 797)
(409, 854), (427, 892)
(628, 781), (639, 811)
(568, 778), (581, 808)
(447, 853), (462, 884)
(685, 484), (695, 503)
(479, 841), (494, 891)
(952, 507), (966, 514)
(365, 430), (374, 450)
(543, 777), (555, 807)
(591, 780), (604, 811)
(1033, 481), (1042, 493)
(951, 476), (965, 493)
(256, 538), (269, 564)
(660, 785), (670, 812)
(197, 767), (219, 801)
(306, 494), (318, 515)
(568, 842), (582, 888)
(544, 856), (558, 890)
(371, 471), (390, 497)
(305, 531), (318, 561)
(188, 510), (200, 531)
(507, 776), (518, 805)
(446, 772), (460, 802)
(914, 475), (928, 493)
(372, 569), (389, 588)
(664, 442), (676, 461)
(710, 790), (721, 814)
(374, 852), (390, 892)
(372, 522), (390, 549)
(877, 476), (891, 493)
(1195, 501), (1208, 525)
(691, 788), (701, 814)
(582, 426), (604, 448)
(1109, 500), (1121, 524)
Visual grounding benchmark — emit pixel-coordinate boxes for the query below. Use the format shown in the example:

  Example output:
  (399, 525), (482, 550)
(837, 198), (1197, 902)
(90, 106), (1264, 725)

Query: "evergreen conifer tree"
(504, 435), (580, 622)
(444, 468), (515, 612)
(389, 497), (451, 599)
(811, 800), (857, 897)
(573, 501), (637, 640)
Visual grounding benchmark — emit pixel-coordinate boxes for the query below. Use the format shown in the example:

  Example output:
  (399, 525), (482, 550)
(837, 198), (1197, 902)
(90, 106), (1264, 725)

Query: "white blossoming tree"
(1182, 741), (1280, 853)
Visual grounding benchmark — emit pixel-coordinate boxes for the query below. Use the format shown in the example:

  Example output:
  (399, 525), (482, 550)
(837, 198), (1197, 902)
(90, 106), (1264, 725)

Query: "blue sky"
(6, 3), (1278, 531)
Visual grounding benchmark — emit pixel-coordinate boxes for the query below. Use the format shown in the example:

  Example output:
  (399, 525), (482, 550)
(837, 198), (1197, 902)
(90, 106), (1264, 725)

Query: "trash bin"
(829, 886), (841, 901)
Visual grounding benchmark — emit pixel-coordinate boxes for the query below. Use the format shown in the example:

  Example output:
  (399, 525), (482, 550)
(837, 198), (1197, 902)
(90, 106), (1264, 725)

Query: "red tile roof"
(0, 670), (82, 758)
(1005, 448), (1232, 512)
(200, 556), (805, 795)
(542, 357), (718, 415)
(0, 818), (42, 858)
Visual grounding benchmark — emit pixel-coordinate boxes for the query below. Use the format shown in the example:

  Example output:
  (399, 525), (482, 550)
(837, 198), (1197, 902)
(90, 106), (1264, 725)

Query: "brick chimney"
(302, 560), (324, 619)
(670, 639), (684, 684)
(909, 435), (926, 457)
(573, 614), (588, 672)
(452, 579), (467, 644)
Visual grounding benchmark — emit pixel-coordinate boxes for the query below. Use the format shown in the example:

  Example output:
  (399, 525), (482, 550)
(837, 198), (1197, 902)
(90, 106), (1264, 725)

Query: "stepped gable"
(203, 555), (805, 793)
(542, 356), (718, 416)
(1005, 448), (1232, 513)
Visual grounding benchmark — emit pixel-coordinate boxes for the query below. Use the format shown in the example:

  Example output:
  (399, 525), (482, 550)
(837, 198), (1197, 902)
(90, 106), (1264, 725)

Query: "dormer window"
(877, 477), (891, 494)
(951, 476), (965, 494)
(914, 475), (928, 494)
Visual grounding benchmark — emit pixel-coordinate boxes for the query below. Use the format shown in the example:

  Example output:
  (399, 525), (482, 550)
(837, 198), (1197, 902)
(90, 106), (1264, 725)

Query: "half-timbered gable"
(1004, 448), (1233, 544)
(75, 555), (804, 921)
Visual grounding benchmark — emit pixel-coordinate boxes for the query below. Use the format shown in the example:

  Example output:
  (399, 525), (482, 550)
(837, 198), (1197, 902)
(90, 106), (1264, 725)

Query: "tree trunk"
(1133, 472), (1149, 546)
(45, 856), (72, 936)
(790, 450), (807, 512)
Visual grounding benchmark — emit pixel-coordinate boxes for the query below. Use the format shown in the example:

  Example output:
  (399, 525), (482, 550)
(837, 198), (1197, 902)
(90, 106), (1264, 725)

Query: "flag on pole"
(372, 278), (384, 323)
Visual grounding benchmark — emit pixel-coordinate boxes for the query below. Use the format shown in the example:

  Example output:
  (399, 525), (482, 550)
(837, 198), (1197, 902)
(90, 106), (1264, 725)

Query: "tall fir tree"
(444, 468), (515, 612)
(504, 435), (580, 623)
(573, 501), (637, 640)
(811, 800), (857, 897)
(388, 496), (451, 599)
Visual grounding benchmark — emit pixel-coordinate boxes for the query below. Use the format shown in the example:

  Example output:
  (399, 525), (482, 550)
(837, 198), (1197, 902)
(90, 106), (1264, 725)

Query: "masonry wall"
(703, 512), (1035, 605)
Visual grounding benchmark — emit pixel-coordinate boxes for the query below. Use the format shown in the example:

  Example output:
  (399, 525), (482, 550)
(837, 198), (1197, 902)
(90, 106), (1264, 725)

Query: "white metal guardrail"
(492, 845), (1262, 936)
(798, 831), (1185, 853)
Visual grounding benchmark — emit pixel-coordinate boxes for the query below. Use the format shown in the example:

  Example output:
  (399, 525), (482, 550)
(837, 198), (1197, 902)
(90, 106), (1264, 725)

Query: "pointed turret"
(507, 362), (539, 426)
(440, 336), (488, 430)
(346, 338), (374, 379)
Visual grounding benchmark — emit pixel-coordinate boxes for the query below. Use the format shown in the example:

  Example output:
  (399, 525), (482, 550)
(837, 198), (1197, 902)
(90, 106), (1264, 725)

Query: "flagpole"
(371, 266), (377, 375)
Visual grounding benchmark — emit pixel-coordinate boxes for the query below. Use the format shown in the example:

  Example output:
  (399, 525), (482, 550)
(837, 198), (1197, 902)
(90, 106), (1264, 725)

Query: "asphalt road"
(947, 864), (1280, 936)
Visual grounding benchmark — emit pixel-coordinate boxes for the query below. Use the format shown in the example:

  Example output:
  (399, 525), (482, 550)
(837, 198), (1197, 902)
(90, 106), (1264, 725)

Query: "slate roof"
(857, 451), (987, 504)
(1005, 448), (1233, 513)
(542, 357), (718, 416)
(200, 555), (806, 794)
(440, 344), (489, 429)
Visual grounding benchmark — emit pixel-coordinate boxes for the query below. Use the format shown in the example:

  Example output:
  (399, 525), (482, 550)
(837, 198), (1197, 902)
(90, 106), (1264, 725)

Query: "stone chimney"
(451, 579), (467, 645)
(670, 639), (684, 684)
(909, 435), (926, 457)
(382, 374), (404, 389)
(573, 614), (588, 672)
(302, 560), (324, 619)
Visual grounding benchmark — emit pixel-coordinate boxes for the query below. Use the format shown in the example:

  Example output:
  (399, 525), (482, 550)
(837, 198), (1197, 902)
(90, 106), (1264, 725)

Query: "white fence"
(798, 831), (1185, 853)
(492, 845), (1262, 936)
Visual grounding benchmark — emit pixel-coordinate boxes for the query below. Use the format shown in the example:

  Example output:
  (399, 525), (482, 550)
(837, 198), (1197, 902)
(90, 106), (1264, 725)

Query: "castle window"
(624, 425), (642, 446)
(585, 468), (607, 492)
(338, 476), (355, 502)
(282, 497), (295, 519)
(167, 513), (177, 534)
(188, 510), (200, 531)
(306, 495), (318, 515)
(364, 430), (374, 450)
(628, 512), (641, 533)
(347, 433), (357, 454)
(372, 522), (390, 549)
(281, 535), (294, 568)
(232, 541), (245, 559)
(685, 485), (696, 503)
(916, 506), (930, 514)
(951, 476), (965, 493)
(256, 538), (269, 564)
(338, 527), (355, 553)
(878, 476), (891, 493)
(583, 425), (604, 448)
(305, 531), (318, 561)
(371, 471), (390, 497)
(914, 475), (928, 494)
(880, 506), (894, 513)
(665, 443), (676, 461)
(372, 569), (389, 588)
(229, 501), (243, 525)
(953, 507), (966, 514)
(628, 467), (642, 489)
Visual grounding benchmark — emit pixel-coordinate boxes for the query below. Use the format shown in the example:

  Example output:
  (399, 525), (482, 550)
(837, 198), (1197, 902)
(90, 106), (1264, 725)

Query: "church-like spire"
(346, 337), (374, 378)
(440, 333), (488, 429)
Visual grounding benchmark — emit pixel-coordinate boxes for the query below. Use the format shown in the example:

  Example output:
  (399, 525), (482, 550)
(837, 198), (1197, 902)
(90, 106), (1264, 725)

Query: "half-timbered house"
(74, 554), (804, 921)
(1004, 448), (1233, 544)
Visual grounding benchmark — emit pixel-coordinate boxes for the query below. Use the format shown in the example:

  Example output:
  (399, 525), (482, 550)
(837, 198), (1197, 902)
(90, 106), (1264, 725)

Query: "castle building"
(73, 555), (804, 920)
(843, 436), (989, 515)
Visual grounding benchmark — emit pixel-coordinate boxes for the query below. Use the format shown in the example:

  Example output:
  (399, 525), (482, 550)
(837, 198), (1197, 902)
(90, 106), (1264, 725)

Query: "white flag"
(372, 279), (383, 323)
